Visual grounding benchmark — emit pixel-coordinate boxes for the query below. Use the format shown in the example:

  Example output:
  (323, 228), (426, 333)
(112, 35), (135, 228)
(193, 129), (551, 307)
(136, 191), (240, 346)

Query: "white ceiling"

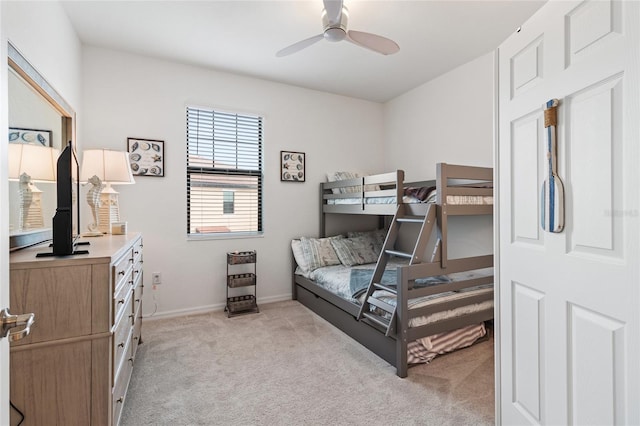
(60, 0), (545, 103)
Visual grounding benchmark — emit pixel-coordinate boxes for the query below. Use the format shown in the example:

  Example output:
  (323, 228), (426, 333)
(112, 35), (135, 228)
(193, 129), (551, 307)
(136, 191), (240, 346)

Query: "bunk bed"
(292, 163), (494, 377)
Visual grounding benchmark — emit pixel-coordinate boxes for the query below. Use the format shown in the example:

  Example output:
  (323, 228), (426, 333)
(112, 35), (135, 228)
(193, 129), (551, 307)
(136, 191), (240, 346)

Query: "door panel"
(511, 112), (544, 245)
(512, 281), (544, 423)
(498, 0), (639, 424)
(566, 75), (623, 258)
(569, 303), (625, 425)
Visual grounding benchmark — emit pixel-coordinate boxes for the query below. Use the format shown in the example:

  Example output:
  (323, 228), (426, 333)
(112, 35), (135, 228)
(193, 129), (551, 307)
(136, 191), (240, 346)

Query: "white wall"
(2, 1), (82, 132)
(383, 52), (494, 180)
(383, 53), (495, 259)
(81, 46), (385, 317)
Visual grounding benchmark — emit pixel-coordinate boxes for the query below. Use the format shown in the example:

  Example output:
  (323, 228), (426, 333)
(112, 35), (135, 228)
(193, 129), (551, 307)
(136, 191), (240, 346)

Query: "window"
(223, 191), (235, 214)
(187, 106), (263, 236)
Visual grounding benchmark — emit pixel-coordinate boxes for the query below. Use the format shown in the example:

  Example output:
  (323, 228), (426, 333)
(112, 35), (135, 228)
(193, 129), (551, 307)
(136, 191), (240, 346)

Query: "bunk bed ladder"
(357, 203), (437, 337)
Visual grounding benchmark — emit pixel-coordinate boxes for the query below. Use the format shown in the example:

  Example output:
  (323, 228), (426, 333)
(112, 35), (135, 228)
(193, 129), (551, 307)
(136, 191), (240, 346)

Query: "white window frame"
(186, 106), (263, 239)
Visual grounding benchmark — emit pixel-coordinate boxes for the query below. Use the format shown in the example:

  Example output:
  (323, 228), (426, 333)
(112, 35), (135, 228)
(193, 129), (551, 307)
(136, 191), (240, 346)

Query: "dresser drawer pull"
(116, 397), (124, 404)
(118, 270), (125, 276)
(129, 258), (134, 263)
(134, 250), (139, 255)
(118, 341), (125, 348)
(117, 299), (125, 305)
(128, 357), (134, 365)
(135, 298), (141, 303)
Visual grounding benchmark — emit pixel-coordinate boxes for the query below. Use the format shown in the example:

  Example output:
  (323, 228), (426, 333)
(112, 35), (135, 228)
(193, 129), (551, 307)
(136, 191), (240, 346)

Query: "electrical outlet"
(152, 272), (162, 285)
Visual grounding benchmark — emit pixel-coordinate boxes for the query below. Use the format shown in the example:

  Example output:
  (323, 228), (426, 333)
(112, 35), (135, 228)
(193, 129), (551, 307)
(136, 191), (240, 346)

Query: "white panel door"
(1, 10), (10, 424)
(498, 0), (639, 424)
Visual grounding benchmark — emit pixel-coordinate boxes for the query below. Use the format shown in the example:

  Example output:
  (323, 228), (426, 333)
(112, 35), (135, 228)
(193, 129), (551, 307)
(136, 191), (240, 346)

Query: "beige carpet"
(121, 300), (494, 425)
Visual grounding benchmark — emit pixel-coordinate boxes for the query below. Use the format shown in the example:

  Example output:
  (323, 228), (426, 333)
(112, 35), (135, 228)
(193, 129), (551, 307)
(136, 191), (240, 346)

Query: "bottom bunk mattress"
(298, 260), (493, 364)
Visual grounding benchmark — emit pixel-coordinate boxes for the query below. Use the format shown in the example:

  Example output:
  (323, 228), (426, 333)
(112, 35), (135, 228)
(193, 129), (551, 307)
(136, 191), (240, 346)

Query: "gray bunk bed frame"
(292, 163), (494, 377)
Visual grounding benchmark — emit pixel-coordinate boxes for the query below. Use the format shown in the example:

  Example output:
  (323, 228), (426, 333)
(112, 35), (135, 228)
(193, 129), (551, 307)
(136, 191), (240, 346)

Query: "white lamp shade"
(8, 143), (58, 182)
(80, 149), (135, 184)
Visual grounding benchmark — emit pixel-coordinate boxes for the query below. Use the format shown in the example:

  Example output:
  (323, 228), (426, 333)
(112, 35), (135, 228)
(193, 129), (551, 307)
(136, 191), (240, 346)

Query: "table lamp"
(80, 149), (135, 234)
(8, 144), (58, 231)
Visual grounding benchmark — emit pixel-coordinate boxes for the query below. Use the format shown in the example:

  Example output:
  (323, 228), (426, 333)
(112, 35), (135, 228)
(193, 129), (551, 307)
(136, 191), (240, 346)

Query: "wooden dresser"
(9, 233), (143, 426)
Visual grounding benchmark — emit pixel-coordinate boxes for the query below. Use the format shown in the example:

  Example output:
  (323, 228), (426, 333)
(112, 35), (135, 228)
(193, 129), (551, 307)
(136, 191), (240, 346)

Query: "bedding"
(305, 259), (493, 326)
(305, 164), (495, 375)
(326, 185), (493, 206)
(407, 323), (487, 364)
(300, 260), (491, 364)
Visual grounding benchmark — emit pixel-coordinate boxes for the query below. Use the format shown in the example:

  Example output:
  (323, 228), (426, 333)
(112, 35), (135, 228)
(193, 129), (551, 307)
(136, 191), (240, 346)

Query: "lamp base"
(99, 192), (120, 234)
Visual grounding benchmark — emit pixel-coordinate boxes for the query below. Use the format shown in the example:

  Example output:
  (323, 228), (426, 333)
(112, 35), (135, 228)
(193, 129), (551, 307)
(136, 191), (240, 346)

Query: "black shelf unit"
(225, 251), (259, 317)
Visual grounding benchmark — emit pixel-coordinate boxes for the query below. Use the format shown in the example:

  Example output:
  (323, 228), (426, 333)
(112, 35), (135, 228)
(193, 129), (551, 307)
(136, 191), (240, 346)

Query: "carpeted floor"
(120, 300), (494, 426)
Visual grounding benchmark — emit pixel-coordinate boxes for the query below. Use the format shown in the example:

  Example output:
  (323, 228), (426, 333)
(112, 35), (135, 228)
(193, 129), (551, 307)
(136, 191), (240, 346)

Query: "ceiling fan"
(276, 0), (400, 57)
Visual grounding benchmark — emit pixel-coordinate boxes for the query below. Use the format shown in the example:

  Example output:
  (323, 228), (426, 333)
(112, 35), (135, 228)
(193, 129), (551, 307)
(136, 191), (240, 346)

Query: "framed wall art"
(128, 138), (164, 177)
(9, 127), (52, 146)
(281, 151), (305, 182)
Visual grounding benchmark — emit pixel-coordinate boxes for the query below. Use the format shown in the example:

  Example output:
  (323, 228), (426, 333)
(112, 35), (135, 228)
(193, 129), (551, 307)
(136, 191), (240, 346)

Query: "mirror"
(8, 42), (75, 250)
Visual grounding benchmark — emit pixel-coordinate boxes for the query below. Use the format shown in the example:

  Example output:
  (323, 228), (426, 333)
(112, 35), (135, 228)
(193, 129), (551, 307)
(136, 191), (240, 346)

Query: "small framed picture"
(127, 138), (164, 177)
(281, 151), (305, 182)
(9, 127), (52, 147)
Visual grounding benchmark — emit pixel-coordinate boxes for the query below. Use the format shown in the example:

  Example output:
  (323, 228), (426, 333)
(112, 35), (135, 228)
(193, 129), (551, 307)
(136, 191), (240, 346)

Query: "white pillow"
(291, 239), (310, 277)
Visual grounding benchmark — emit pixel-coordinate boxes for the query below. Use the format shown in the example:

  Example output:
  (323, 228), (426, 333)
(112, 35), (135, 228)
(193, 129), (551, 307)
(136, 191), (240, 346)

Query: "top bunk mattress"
(326, 192), (493, 206)
(324, 169), (494, 208)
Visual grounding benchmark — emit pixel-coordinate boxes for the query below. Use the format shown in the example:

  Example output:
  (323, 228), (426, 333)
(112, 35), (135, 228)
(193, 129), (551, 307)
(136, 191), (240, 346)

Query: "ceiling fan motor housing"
(322, 6), (348, 42)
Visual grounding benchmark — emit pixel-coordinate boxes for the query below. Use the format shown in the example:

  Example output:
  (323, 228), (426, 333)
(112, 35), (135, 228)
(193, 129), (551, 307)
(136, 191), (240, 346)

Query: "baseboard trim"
(143, 293), (292, 321)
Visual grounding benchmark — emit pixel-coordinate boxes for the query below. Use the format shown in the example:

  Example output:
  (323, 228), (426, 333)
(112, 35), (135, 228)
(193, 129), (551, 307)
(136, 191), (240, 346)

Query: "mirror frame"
(8, 41), (76, 250)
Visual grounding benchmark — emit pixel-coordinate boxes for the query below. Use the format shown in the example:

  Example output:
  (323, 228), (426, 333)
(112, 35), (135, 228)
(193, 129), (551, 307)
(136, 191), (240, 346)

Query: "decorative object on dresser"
(8, 143), (58, 230)
(127, 138), (164, 177)
(80, 149), (136, 235)
(226, 251), (259, 317)
(280, 151), (305, 182)
(9, 233), (144, 426)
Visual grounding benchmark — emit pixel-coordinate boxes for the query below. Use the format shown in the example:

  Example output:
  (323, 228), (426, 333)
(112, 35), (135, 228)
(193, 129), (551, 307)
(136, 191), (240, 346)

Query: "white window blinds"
(187, 106), (263, 235)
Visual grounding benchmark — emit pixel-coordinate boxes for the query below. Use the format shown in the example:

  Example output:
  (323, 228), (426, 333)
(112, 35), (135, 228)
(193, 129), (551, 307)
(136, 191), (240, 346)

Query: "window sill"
(187, 232), (264, 242)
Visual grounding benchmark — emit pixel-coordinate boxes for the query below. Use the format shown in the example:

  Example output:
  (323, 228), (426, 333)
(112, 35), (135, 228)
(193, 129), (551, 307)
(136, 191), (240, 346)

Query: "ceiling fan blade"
(323, 0), (343, 25)
(276, 34), (324, 57)
(347, 30), (400, 55)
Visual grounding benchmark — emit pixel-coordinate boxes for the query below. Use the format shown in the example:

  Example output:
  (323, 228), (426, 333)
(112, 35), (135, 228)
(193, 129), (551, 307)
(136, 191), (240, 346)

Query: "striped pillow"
(299, 236), (343, 271)
(331, 236), (380, 266)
